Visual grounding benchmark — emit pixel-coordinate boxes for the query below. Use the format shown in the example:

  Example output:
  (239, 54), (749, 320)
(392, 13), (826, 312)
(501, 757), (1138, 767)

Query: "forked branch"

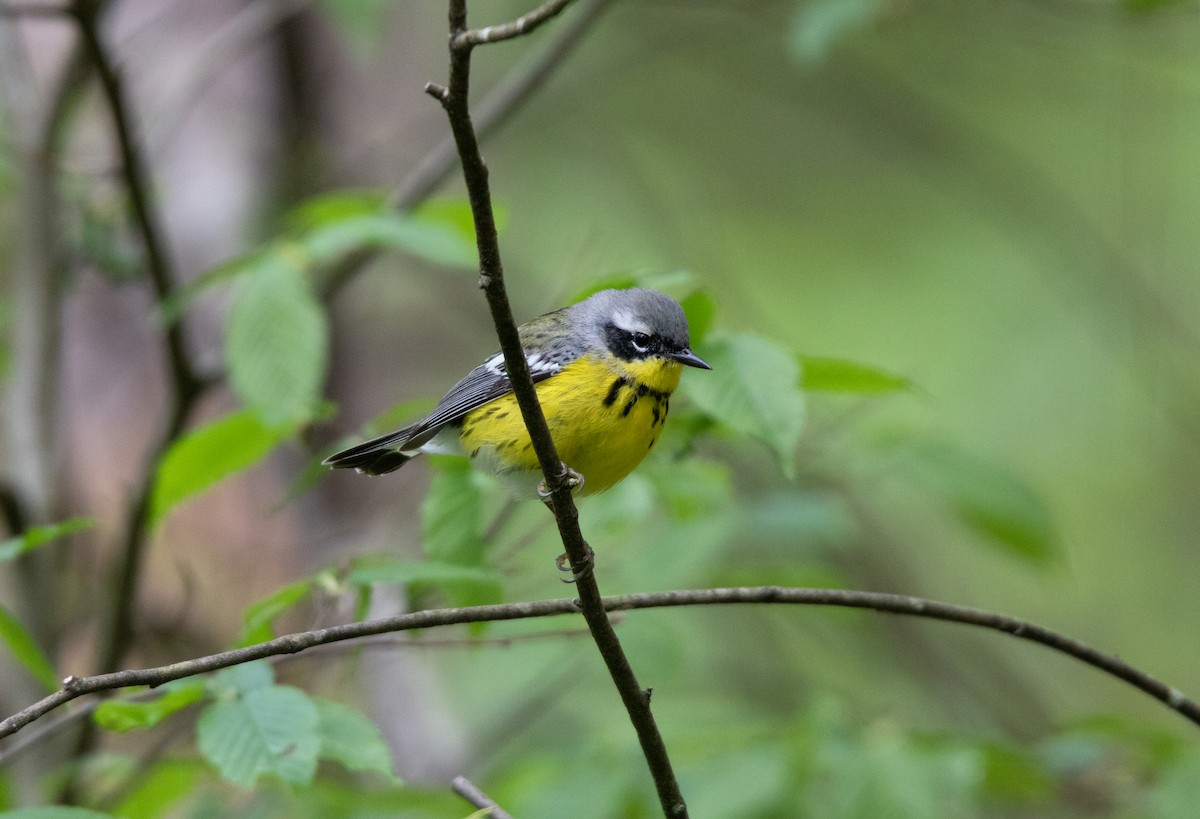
(426, 0), (689, 814)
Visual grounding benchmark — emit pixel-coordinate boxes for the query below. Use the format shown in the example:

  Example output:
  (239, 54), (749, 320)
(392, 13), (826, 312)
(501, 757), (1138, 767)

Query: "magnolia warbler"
(324, 288), (711, 497)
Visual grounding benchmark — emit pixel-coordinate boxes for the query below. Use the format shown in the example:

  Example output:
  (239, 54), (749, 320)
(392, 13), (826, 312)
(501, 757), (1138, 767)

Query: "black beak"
(669, 348), (712, 370)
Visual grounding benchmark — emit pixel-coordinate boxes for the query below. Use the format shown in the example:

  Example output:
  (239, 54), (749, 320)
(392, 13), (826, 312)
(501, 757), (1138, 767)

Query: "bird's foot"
(555, 544), (595, 584)
(536, 466), (585, 501)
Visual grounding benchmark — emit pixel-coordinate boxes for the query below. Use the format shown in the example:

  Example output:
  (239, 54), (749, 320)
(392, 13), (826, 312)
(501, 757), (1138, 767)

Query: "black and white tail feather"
(323, 347), (566, 476)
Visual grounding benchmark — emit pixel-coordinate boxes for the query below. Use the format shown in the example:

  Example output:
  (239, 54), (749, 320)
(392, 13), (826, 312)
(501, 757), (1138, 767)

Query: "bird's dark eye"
(630, 332), (652, 353)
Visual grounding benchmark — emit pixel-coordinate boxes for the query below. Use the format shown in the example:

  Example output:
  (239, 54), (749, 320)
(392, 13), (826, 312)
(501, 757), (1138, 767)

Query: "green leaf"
(226, 252), (329, 424)
(414, 198), (503, 246)
(347, 558), (501, 588)
(363, 397), (438, 436)
(211, 660), (275, 695)
(790, 0), (881, 65)
(0, 517), (94, 563)
(979, 742), (1054, 801)
(1, 809), (119, 819)
(302, 212), (477, 270)
(570, 274), (641, 304)
(314, 699), (396, 780)
(235, 579), (314, 647)
(571, 270), (703, 305)
(800, 356), (913, 394)
(149, 410), (294, 528)
(0, 604), (58, 692)
(283, 189), (389, 234)
(680, 289), (716, 347)
(112, 758), (207, 819)
(157, 250), (263, 327)
(681, 333), (806, 477)
(197, 684), (320, 787)
(93, 681), (207, 733)
(1148, 749), (1200, 818)
(906, 442), (1059, 562)
(421, 457), (486, 566)
(1124, 0), (1193, 12)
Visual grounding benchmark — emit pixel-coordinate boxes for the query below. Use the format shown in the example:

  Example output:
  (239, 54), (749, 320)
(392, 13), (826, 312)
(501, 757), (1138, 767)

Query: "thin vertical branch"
(321, 0), (614, 300)
(427, 2), (688, 815)
(0, 17), (90, 804)
(69, 0), (202, 677)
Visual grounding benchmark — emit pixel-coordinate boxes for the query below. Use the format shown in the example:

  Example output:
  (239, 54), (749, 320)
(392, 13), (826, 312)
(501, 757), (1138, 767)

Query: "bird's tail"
(323, 424), (421, 476)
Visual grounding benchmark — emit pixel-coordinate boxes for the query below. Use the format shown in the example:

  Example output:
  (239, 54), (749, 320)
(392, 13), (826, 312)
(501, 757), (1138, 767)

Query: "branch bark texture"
(428, 1), (688, 815)
(3, 586), (1197, 744)
(70, 0), (203, 678)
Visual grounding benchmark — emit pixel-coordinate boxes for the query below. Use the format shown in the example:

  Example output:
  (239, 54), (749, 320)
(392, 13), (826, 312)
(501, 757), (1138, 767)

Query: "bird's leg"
(536, 465), (584, 500)
(556, 542), (595, 584)
(535, 465), (589, 582)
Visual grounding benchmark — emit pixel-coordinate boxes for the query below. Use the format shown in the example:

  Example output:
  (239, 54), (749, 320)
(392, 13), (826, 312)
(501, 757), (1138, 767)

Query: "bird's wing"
(397, 350), (567, 449)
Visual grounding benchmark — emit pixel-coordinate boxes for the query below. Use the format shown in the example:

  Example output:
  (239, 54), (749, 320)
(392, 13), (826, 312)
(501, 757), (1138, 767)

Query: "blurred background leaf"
(2, 0), (1199, 815)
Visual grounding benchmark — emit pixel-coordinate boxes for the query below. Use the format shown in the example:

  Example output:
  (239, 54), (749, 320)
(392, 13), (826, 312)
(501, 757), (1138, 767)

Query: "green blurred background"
(2, 0), (1199, 815)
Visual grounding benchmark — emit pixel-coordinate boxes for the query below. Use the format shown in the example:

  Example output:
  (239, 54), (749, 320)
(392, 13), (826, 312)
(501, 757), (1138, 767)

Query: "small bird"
(324, 288), (711, 497)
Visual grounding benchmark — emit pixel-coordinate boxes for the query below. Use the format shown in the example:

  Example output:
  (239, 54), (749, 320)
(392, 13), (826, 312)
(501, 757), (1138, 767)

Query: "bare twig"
(69, 0), (203, 676)
(3, 586), (1198, 743)
(451, 0), (573, 49)
(0, 624), (596, 765)
(321, 0), (613, 300)
(452, 775), (514, 819)
(427, 1), (688, 815)
(393, 0), (609, 210)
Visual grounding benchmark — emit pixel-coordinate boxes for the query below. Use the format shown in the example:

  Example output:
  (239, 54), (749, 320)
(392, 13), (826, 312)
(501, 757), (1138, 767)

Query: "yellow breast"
(458, 354), (683, 495)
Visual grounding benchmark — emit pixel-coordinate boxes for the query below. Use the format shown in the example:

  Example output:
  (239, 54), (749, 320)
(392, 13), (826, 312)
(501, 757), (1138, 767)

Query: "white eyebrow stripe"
(611, 309), (650, 335)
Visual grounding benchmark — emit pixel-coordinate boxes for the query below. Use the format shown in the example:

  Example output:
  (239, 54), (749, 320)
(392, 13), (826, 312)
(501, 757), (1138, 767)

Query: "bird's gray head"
(575, 288), (711, 370)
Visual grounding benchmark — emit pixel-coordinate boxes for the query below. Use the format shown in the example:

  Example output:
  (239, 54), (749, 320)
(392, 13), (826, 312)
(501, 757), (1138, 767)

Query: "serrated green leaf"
(421, 457), (486, 566)
(0, 604), (57, 692)
(314, 699), (396, 780)
(149, 410), (294, 528)
(800, 356), (913, 394)
(906, 443), (1059, 562)
(235, 579), (314, 647)
(197, 684), (320, 787)
(2, 809), (119, 819)
(211, 660), (275, 696)
(680, 289), (716, 347)
(226, 252), (329, 424)
(93, 681), (206, 733)
(0, 517), (94, 563)
(681, 333), (805, 477)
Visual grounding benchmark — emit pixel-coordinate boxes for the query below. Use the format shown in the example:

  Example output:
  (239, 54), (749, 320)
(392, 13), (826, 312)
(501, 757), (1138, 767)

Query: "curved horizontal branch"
(2, 586), (1197, 743)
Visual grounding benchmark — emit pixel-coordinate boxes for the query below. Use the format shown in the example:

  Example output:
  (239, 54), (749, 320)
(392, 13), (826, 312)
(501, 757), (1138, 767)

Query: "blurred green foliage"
(1, 0), (1198, 816)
